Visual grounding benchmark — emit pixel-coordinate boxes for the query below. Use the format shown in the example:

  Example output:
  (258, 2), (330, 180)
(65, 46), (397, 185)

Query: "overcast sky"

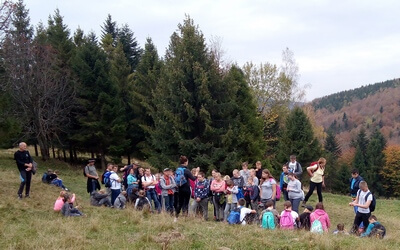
(24, 0), (400, 101)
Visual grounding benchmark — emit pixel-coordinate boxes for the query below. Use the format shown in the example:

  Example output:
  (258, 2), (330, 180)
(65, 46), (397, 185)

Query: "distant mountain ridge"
(311, 78), (400, 150)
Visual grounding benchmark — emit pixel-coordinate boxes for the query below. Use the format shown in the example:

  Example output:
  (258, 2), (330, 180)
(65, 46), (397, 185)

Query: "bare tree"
(2, 35), (75, 160)
(0, 1), (15, 38)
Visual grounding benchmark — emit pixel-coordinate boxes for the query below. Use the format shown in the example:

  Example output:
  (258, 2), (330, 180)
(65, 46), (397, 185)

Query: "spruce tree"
(365, 129), (386, 195)
(101, 14), (117, 44)
(117, 24), (142, 71)
(277, 106), (321, 173)
(324, 129), (341, 156)
(131, 37), (161, 159)
(71, 33), (126, 168)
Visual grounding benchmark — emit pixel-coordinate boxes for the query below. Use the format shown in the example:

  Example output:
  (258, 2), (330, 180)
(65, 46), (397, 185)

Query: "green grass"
(0, 152), (399, 249)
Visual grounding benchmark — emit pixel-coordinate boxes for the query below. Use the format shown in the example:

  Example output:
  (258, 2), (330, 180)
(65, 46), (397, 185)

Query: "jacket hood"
(313, 209), (327, 216)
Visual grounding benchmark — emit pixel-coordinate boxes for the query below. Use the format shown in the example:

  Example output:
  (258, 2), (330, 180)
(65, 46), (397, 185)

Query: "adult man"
(14, 142), (33, 199)
(141, 168), (161, 213)
(287, 155), (302, 180)
(349, 168), (364, 213)
(85, 159), (100, 194)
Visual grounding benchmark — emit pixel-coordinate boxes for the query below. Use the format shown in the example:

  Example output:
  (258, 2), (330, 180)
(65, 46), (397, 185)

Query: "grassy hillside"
(0, 153), (399, 249)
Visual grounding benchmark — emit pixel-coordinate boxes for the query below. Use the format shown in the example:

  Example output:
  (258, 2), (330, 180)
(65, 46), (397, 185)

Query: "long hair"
(260, 169), (275, 185)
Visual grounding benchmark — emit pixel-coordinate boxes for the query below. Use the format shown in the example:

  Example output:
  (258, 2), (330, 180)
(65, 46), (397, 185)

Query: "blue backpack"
(236, 187), (244, 200)
(262, 211), (276, 229)
(227, 206), (243, 225)
(103, 172), (112, 188)
(175, 167), (187, 187)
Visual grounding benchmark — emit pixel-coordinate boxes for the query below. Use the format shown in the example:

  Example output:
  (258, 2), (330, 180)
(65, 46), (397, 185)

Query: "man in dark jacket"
(14, 142), (33, 199)
(349, 168), (364, 213)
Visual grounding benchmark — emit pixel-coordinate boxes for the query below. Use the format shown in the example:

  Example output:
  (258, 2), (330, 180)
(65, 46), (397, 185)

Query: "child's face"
(197, 175), (204, 181)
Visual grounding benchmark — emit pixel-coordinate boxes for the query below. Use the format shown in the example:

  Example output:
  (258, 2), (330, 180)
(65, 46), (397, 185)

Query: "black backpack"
(370, 223), (386, 239)
(136, 197), (149, 210)
(366, 192), (376, 212)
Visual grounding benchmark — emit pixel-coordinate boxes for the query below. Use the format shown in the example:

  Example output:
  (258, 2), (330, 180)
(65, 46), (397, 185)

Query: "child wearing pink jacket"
(54, 190), (75, 211)
(310, 202), (331, 232)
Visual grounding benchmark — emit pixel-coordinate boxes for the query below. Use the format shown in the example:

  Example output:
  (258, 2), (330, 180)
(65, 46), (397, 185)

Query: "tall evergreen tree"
(71, 33), (126, 168)
(10, 0), (33, 39)
(324, 129), (342, 156)
(101, 14), (117, 44)
(352, 128), (369, 173)
(132, 37), (162, 159)
(117, 24), (142, 71)
(365, 129), (386, 195)
(277, 106), (321, 173)
(149, 17), (265, 173)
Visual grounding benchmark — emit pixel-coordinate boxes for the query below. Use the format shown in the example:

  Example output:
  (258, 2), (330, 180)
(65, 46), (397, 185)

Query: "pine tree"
(365, 129), (386, 195)
(277, 106), (321, 173)
(352, 128), (369, 174)
(101, 14), (117, 44)
(324, 129), (341, 156)
(71, 33), (126, 168)
(117, 24), (142, 71)
(131, 37), (161, 159)
(10, 0), (33, 39)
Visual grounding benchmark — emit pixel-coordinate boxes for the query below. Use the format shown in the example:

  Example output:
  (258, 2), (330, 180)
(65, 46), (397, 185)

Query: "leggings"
(304, 181), (323, 202)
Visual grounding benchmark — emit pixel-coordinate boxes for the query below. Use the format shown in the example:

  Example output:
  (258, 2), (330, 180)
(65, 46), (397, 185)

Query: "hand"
(349, 202), (354, 206)
(120, 167), (125, 172)
(322, 182), (325, 188)
(196, 198), (201, 202)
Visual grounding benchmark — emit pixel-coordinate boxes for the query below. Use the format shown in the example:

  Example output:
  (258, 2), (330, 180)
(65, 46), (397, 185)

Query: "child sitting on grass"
(135, 190), (151, 211)
(114, 191), (127, 209)
(90, 189), (112, 207)
(280, 201), (298, 229)
(238, 198), (257, 225)
(54, 190), (76, 212)
(61, 193), (83, 217)
(333, 223), (349, 235)
(298, 205), (313, 230)
(361, 215), (386, 238)
(260, 200), (280, 229)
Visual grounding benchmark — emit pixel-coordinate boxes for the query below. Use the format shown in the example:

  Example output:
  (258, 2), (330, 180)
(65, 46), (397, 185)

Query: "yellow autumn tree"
(381, 145), (400, 197)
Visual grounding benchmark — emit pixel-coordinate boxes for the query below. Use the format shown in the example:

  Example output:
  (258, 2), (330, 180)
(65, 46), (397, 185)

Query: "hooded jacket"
(349, 175), (364, 197)
(310, 209), (331, 232)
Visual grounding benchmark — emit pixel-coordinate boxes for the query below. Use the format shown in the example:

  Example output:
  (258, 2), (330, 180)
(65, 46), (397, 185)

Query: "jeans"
(290, 198), (302, 214)
(224, 203), (237, 221)
(146, 188), (161, 212)
(163, 194), (174, 214)
(191, 198), (209, 220)
(304, 181), (323, 202)
(18, 170), (32, 196)
(111, 189), (121, 206)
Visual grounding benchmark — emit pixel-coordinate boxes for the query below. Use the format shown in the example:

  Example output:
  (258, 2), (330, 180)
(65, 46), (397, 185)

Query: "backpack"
(262, 211), (276, 229)
(103, 171), (112, 188)
(270, 178), (281, 201)
(175, 167), (187, 187)
(227, 206), (243, 225)
(83, 166), (87, 177)
(366, 192), (376, 212)
(358, 190), (376, 212)
(136, 197), (149, 210)
(310, 215), (324, 234)
(236, 187), (244, 200)
(370, 223), (386, 239)
(280, 210), (294, 229)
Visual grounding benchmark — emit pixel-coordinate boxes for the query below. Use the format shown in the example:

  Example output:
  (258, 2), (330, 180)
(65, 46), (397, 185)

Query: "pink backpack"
(280, 210), (294, 229)
(270, 178), (281, 201)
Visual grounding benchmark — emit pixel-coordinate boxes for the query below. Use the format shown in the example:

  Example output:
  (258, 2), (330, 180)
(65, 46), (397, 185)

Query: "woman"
(210, 172), (226, 221)
(175, 156), (199, 218)
(287, 172), (303, 214)
(302, 158), (326, 206)
(310, 202), (331, 232)
(259, 169), (277, 208)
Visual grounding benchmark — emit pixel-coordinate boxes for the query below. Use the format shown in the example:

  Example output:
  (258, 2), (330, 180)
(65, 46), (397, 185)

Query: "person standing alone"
(15, 142), (33, 199)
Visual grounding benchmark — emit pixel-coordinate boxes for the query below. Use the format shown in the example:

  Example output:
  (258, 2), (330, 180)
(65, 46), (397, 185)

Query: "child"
(135, 190), (151, 211)
(210, 173), (226, 222)
(154, 173), (162, 206)
(54, 190), (76, 212)
(280, 201), (298, 229)
(90, 189), (112, 207)
(260, 200), (280, 229)
(310, 202), (331, 233)
(361, 215), (386, 238)
(160, 168), (176, 214)
(114, 191), (127, 209)
(243, 177), (259, 209)
(298, 205), (313, 230)
(238, 198), (257, 225)
(126, 167), (139, 202)
(190, 172), (210, 220)
(333, 223), (349, 235)
(61, 193), (83, 217)
(224, 179), (238, 221)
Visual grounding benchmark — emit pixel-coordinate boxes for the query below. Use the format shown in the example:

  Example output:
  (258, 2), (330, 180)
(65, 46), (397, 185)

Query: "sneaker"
(173, 218), (177, 223)
(18, 194), (23, 200)
(25, 194), (30, 198)
(64, 188), (69, 191)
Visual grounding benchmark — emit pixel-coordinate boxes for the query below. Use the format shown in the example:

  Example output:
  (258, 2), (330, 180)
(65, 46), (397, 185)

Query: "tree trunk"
(37, 137), (50, 161)
(34, 144), (39, 157)
(69, 146), (74, 163)
(52, 145), (56, 158)
(127, 154), (131, 165)
(63, 148), (67, 162)
(73, 148), (77, 162)
(100, 153), (106, 170)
